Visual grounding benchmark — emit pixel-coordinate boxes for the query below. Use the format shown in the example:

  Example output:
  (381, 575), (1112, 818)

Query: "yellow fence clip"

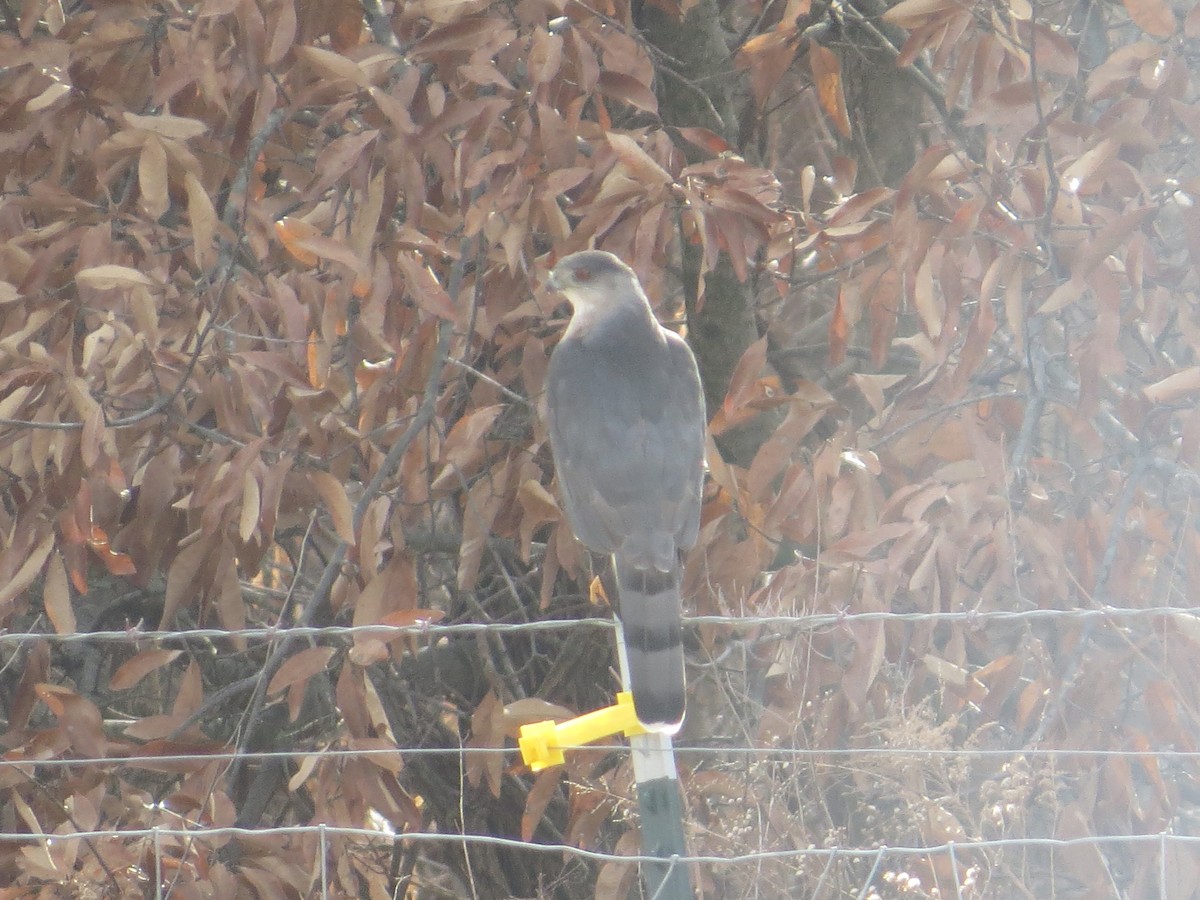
(519, 692), (648, 772)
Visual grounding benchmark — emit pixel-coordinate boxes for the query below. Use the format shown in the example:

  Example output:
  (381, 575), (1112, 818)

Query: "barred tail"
(613, 555), (685, 733)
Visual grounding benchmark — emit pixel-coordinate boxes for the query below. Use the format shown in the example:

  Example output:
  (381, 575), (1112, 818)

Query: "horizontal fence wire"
(9, 745), (1200, 768)
(4, 825), (1199, 866)
(1, 603), (1196, 645)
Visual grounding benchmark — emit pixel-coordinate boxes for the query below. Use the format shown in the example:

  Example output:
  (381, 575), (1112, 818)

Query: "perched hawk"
(544, 250), (706, 733)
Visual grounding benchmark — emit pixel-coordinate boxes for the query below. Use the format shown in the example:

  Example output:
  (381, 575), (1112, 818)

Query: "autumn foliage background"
(0, 0), (1199, 896)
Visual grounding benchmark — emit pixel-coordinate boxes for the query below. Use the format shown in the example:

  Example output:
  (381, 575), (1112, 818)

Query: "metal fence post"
(616, 626), (694, 900)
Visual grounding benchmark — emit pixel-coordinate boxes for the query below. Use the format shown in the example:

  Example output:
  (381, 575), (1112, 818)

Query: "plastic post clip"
(519, 692), (648, 772)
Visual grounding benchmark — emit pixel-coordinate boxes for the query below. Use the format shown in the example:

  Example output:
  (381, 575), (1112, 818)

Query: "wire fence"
(5, 825), (1199, 898)
(7, 824), (1200, 867)
(5, 602), (1197, 645)
(12, 744), (1200, 767)
(4, 602), (1199, 898)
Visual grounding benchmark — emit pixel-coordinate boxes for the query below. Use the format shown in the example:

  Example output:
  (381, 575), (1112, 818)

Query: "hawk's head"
(549, 250), (634, 291)
(547, 251), (649, 326)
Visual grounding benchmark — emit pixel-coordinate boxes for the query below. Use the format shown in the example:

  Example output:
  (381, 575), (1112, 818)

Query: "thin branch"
(870, 391), (1025, 447)
(446, 358), (533, 409)
(359, 0), (400, 49)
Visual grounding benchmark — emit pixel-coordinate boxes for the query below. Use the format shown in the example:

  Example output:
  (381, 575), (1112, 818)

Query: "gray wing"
(546, 316), (705, 565)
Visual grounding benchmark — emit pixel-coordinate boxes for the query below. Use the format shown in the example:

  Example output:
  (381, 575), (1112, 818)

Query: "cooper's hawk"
(544, 250), (705, 733)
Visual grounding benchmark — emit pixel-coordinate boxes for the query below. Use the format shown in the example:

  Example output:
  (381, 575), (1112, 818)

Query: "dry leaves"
(0, 0), (1195, 896)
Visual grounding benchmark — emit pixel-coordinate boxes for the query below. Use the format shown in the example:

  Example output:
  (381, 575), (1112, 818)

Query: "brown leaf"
(184, 172), (217, 270)
(1061, 138), (1119, 195)
(37, 686), (107, 757)
(1078, 205), (1159, 273)
(80, 400), (105, 469)
(75, 265), (154, 289)
(809, 42), (851, 138)
(517, 478), (560, 560)
(458, 459), (508, 591)
(160, 534), (212, 628)
(842, 619), (886, 709)
(275, 217), (321, 267)
(675, 126), (731, 156)
(1039, 274), (1087, 314)
(597, 71), (659, 115)
(265, 0), (297, 64)
(349, 735), (405, 773)
(42, 549), (75, 636)
(826, 522), (914, 560)
(882, 0), (960, 27)
(606, 133), (673, 187)
(10, 641), (48, 731)
(172, 659), (203, 719)
(912, 254), (942, 338)
(350, 561), (407, 665)
(28, 82), (71, 112)
(1122, 0), (1176, 36)
(350, 169), (388, 261)
(923, 653), (970, 686)
(526, 28), (563, 85)
(411, 14), (506, 56)
(288, 754), (320, 792)
(138, 135), (169, 219)
(123, 112), (208, 140)
(1016, 678), (1048, 730)
(826, 187), (894, 228)
(307, 130), (379, 200)
(521, 769), (562, 842)
(306, 328), (328, 388)
(849, 373), (905, 417)
(432, 404), (504, 491)
(239, 469), (260, 544)
(396, 251), (459, 320)
(503, 697), (576, 728)
(309, 470), (356, 545)
(279, 225), (367, 282)
(465, 691), (504, 796)
(926, 804), (968, 844)
(109, 649), (183, 691)
(594, 831), (639, 899)
(747, 399), (832, 502)
(717, 337), (769, 422)
(267, 646), (336, 696)
(295, 45), (370, 88)
(1144, 367), (1200, 403)
(735, 23), (800, 109)
(59, 695), (107, 757)
(830, 285), (851, 365)
(205, 550), (240, 648)
(0, 531), (54, 609)
(88, 526), (137, 576)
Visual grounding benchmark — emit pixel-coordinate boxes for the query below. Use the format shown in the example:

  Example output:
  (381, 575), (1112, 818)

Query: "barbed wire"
(8, 743), (1200, 770)
(4, 603), (1197, 646)
(3, 823), (1199, 866)
(7, 826), (1199, 900)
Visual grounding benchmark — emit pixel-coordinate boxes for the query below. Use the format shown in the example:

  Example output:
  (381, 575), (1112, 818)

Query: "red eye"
(574, 267), (593, 283)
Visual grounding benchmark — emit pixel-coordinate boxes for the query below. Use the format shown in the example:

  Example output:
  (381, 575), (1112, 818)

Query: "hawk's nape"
(543, 250), (705, 732)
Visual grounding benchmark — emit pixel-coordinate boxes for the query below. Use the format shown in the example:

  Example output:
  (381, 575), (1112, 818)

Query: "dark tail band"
(614, 554), (685, 732)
